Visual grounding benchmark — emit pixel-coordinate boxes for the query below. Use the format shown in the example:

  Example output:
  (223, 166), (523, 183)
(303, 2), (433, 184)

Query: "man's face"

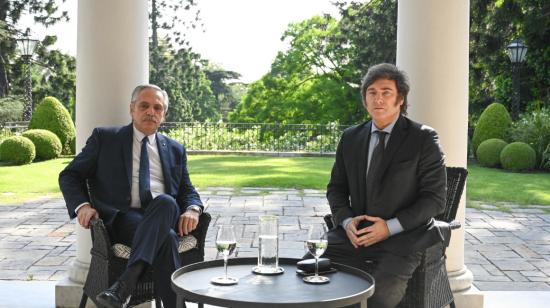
(364, 78), (403, 129)
(130, 88), (166, 136)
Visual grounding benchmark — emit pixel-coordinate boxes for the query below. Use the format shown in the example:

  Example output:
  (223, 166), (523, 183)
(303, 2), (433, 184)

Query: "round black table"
(171, 257), (374, 308)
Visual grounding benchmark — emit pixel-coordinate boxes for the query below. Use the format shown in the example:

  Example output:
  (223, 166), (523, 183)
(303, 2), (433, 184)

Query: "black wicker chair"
(323, 166), (467, 308)
(79, 212), (211, 308)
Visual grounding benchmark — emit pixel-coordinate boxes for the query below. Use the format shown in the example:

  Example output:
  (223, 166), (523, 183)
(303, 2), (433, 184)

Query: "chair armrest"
(449, 220), (461, 230)
(324, 214), (335, 230)
(89, 218), (112, 259)
(190, 212), (211, 251)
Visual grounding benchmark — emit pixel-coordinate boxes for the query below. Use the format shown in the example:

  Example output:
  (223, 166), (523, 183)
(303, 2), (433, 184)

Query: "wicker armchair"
(79, 212), (211, 308)
(323, 166), (467, 308)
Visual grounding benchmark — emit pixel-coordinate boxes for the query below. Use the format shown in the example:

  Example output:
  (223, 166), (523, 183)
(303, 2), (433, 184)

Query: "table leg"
(360, 298), (368, 308)
(198, 303), (204, 308)
(176, 295), (184, 308)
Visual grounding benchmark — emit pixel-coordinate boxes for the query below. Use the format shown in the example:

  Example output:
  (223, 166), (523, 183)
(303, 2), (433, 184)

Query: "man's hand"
(344, 215), (369, 248)
(76, 204), (99, 229)
(355, 215), (390, 247)
(178, 210), (199, 236)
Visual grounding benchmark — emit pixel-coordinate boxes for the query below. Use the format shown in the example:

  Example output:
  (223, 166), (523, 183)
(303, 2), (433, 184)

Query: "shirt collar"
(371, 116), (399, 135)
(133, 125), (156, 144)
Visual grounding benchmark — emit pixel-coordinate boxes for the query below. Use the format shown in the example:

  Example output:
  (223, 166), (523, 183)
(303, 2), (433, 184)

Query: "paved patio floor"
(1, 187), (550, 293)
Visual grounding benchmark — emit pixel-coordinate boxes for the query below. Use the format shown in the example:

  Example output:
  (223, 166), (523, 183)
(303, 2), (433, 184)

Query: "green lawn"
(466, 163), (550, 205)
(1, 155), (549, 206)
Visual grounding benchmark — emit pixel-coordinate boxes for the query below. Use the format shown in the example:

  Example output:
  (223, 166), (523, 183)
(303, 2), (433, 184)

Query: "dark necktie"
(139, 136), (152, 208)
(366, 131), (387, 203)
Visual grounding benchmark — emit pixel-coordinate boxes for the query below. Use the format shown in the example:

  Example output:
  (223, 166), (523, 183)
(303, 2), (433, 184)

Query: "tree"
(0, 0), (68, 98)
(205, 67), (241, 118)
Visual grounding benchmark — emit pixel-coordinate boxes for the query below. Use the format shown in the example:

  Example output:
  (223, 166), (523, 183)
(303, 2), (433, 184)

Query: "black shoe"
(95, 280), (132, 308)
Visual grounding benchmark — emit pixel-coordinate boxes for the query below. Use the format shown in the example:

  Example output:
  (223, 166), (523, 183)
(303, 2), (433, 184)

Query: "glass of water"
(253, 215), (282, 275)
(303, 224), (330, 284)
(211, 225), (238, 285)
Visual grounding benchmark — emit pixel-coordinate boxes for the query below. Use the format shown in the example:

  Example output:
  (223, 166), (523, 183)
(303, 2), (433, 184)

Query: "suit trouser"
(322, 228), (423, 308)
(110, 194), (181, 308)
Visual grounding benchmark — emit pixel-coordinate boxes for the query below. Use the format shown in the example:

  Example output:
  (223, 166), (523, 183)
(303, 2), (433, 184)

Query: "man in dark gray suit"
(59, 84), (203, 308)
(325, 63), (447, 308)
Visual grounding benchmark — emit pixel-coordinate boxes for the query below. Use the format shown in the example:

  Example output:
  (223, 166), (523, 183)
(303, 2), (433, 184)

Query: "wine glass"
(211, 225), (238, 285)
(303, 224), (330, 284)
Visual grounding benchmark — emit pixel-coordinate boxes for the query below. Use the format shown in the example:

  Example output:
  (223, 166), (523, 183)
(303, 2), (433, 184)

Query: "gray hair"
(130, 84), (169, 113)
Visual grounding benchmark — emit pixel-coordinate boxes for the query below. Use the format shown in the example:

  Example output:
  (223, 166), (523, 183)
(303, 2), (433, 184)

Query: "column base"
(453, 285), (485, 308)
(448, 266), (485, 308)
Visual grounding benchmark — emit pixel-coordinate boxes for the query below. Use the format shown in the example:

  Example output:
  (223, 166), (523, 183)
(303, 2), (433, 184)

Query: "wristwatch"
(187, 205), (202, 215)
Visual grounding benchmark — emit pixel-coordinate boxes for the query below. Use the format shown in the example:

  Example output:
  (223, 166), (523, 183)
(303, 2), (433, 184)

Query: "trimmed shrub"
(0, 136), (36, 165)
(500, 142), (536, 172)
(511, 108), (550, 170)
(28, 96), (76, 154)
(477, 138), (508, 168)
(22, 129), (62, 160)
(0, 95), (25, 123)
(472, 103), (512, 156)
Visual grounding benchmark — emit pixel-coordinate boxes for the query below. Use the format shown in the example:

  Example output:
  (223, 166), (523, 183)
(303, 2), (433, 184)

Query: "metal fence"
(0, 121), (350, 154)
(160, 122), (349, 154)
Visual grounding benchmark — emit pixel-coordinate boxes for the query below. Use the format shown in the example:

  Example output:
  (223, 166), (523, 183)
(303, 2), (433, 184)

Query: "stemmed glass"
(303, 224), (330, 284)
(211, 225), (238, 285)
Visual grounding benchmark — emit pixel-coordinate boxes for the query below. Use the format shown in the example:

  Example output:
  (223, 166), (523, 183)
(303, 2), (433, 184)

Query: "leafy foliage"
(22, 129), (61, 160)
(511, 108), (550, 169)
(0, 136), (35, 165)
(469, 0), (550, 115)
(500, 142), (537, 172)
(472, 103), (512, 155)
(28, 96), (75, 154)
(476, 138), (508, 168)
(0, 95), (24, 122)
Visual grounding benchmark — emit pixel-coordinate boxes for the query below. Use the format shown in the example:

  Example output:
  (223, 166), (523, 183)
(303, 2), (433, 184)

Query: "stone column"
(396, 1), (484, 307)
(55, 0), (148, 307)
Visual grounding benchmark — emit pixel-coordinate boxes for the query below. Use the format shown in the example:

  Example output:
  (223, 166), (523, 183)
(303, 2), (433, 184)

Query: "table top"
(171, 257), (374, 308)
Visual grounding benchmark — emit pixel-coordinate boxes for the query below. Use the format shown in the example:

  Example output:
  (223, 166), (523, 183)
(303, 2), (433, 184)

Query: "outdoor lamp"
(506, 39), (528, 120)
(506, 39), (528, 64)
(16, 28), (38, 121)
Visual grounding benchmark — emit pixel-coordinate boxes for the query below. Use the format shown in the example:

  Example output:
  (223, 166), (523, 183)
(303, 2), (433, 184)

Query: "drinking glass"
(303, 224), (330, 284)
(211, 225), (238, 285)
(253, 215), (282, 274)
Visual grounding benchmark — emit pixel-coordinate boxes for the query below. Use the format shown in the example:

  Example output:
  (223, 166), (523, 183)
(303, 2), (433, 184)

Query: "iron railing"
(160, 122), (349, 154)
(0, 121), (350, 153)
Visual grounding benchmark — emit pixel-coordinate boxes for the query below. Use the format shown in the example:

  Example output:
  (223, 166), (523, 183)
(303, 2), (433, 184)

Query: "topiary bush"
(22, 129), (62, 160)
(472, 103), (512, 156)
(28, 96), (76, 154)
(0, 136), (36, 165)
(476, 138), (508, 168)
(500, 142), (536, 172)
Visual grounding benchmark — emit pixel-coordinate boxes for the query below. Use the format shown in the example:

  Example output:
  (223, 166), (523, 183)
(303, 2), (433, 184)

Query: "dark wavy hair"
(360, 63), (410, 115)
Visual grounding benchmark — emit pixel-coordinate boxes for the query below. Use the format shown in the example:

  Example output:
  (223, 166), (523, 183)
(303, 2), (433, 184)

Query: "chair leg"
(155, 296), (163, 308)
(450, 301), (456, 308)
(78, 292), (88, 308)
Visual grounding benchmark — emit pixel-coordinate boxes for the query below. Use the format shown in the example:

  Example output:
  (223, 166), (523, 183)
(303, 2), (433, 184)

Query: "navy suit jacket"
(327, 116), (446, 255)
(59, 123), (202, 226)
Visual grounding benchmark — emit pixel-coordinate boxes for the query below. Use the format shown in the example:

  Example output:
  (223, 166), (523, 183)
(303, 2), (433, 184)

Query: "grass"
(466, 163), (550, 205)
(188, 155), (333, 190)
(0, 157), (72, 204)
(1, 155), (549, 206)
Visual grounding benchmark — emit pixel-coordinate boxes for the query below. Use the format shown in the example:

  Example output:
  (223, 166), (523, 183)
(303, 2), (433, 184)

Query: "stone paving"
(1, 187), (550, 292)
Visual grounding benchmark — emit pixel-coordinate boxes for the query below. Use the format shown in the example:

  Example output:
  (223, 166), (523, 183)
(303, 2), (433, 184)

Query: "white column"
(56, 0), (148, 307)
(396, 1), (484, 307)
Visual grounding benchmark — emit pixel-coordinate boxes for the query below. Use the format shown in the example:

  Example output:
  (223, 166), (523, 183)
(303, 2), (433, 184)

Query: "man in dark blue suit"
(59, 84), (203, 308)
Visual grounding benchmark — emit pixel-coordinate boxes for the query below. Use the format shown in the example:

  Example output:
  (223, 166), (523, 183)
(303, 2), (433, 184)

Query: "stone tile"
(480, 250), (521, 259)
(475, 281), (550, 291)
(503, 270), (529, 282)
(491, 259), (537, 271)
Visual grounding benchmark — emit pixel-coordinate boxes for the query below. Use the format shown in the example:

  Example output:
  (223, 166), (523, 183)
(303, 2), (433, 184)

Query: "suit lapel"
(156, 133), (172, 195)
(121, 124), (133, 187)
(376, 116), (409, 182)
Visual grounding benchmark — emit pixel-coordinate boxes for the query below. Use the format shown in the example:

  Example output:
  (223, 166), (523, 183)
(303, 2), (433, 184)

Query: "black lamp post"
(506, 39), (528, 120)
(16, 28), (39, 121)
